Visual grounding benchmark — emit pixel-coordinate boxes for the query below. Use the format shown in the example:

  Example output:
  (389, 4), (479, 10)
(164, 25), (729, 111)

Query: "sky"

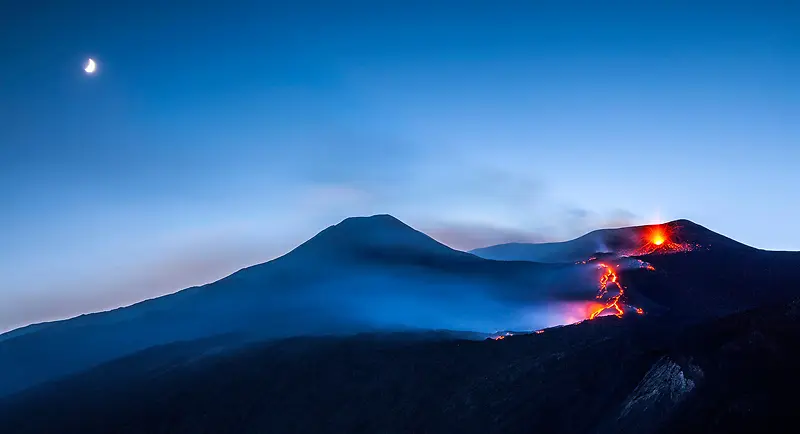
(1, 0), (798, 332)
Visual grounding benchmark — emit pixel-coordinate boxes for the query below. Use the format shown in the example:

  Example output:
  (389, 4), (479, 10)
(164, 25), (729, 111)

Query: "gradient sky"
(1, 0), (798, 332)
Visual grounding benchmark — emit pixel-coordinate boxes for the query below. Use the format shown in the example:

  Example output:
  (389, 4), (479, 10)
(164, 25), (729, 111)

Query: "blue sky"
(1, 0), (798, 331)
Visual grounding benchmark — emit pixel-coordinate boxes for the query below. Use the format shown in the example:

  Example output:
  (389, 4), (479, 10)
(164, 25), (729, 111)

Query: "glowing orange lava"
(588, 263), (626, 319)
(626, 224), (701, 256)
(586, 262), (649, 320)
(493, 332), (514, 340)
(575, 256), (598, 265)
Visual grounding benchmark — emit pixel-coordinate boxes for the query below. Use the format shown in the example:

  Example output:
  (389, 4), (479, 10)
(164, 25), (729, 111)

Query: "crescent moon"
(84, 58), (96, 74)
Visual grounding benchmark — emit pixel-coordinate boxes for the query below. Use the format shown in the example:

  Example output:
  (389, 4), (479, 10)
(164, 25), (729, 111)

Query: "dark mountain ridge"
(471, 219), (753, 263)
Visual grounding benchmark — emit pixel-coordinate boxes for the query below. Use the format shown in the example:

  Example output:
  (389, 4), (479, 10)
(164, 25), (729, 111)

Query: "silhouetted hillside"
(3, 296), (800, 434)
(622, 248), (800, 319)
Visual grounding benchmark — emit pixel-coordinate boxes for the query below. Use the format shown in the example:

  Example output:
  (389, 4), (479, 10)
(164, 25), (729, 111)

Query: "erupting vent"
(625, 224), (702, 256)
(580, 223), (702, 321)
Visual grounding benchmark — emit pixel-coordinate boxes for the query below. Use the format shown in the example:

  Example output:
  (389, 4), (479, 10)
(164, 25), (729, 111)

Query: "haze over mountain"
(0, 215), (598, 397)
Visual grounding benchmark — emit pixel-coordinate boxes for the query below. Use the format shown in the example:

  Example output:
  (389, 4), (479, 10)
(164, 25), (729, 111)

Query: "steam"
(228, 262), (635, 337)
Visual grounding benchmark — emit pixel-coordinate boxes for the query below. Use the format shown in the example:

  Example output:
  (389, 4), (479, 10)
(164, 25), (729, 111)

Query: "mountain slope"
(0, 215), (588, 398)
(622, 246), (800, 319)
(4, 297), (800, 434)
(0, 316), (663, 434)
(2, 215), (797, 400)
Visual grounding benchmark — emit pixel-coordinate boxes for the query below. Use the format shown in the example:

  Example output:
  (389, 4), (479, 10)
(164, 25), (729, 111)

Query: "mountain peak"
(335, 214), (407, 229)
(216, 214), (468, 286)
(325, 214), (416, 238)
(287, 214), (459, 259)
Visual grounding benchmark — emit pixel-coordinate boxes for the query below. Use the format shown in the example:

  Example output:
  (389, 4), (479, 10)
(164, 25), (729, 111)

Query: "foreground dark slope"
(4, 297), (800, 434)
(0, 316), (664, 434)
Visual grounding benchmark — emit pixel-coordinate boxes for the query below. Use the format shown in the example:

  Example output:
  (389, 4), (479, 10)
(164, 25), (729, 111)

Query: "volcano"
(470, 219), (752, 263)
(1, 215), (800, 434)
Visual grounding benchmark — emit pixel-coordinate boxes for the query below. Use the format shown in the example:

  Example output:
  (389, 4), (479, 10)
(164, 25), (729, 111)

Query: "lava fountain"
(626, 223), (702, 256)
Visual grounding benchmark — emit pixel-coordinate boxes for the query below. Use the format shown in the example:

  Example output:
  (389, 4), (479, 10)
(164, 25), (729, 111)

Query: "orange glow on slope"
(587, 262), (647, 320)
(494, 330), (542, 340)
(493, 332), (514, 340)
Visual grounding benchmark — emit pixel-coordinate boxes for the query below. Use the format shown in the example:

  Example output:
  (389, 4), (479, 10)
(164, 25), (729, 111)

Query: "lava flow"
(588, 263), (625, 319)
(587, 262), (647, 320)
(575, 256), (598, 265)
(578, 223), (695, 321)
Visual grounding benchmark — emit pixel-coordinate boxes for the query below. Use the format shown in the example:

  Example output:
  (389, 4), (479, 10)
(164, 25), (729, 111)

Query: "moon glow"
(84, 58), (97, 74)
